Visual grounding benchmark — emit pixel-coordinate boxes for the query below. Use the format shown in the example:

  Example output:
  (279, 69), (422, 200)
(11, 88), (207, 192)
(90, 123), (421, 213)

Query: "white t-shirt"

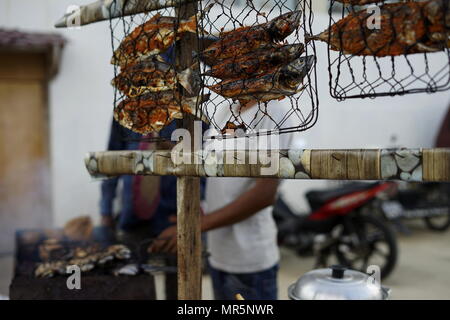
(204, 100), (295, 273)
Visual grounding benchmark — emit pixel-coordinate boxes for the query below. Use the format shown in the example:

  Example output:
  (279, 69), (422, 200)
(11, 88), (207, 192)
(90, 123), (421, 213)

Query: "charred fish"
(207, 55), (315, 102)
(114, 93), (210, 134)
(112, 56), (198, 96)
(310, 0), (450, 56)
(201, 11), (302, 62)
(111, 4), (213, 68)
(203, 43), (305, 79)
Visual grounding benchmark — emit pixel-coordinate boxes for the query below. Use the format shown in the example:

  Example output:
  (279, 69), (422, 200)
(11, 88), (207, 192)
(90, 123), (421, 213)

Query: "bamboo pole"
(175, 1), (202, 300)
(85, 148), (450, 182)
(54, 0), (197, 28)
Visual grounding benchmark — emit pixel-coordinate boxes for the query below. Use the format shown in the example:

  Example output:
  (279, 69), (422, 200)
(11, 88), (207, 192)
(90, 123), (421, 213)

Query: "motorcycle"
(273, 182), (398, 279)
(376, 182), (450, 233)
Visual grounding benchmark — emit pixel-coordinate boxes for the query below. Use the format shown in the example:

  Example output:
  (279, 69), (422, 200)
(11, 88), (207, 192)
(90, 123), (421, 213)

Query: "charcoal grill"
(8, 228), (178, 300)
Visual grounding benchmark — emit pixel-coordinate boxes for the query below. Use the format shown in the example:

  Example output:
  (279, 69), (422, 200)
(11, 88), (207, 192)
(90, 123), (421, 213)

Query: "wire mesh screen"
(320, 0), (450, 100)
(108, 0), (318, 142)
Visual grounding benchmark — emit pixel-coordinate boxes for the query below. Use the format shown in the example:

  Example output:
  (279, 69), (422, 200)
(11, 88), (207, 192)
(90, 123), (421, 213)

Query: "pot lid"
(288, 265), (385, 300)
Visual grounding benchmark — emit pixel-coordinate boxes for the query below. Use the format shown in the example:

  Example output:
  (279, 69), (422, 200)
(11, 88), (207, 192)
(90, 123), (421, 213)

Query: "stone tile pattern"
(85, 148), (450, 182)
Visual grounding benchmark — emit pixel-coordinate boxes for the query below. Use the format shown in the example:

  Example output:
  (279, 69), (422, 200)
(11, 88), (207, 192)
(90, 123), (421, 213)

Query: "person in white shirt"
(202, 99), (294, 300)
(151, 99), (295, 300)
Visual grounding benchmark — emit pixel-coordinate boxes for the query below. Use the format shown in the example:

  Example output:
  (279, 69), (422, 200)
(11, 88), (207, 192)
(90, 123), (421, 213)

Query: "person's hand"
(148, 225), (177, 254)
(101, 216), (115, 229)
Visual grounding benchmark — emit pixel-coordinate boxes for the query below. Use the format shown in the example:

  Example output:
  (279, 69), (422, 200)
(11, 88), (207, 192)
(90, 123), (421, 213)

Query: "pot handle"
(381, 286), (391, 300)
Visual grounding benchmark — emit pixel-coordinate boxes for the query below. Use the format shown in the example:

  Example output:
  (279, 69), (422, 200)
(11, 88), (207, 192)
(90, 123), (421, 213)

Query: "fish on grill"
(34, 244), (132, 278)
(111, 4), (213, 68)
(112, 56), (198, 97)
(207, 55), (315, 104)
(309, 0), (450, 56)
(201, 11), (302, 62)
(203, 43), (305, 79)
(114, 93), (210, 134)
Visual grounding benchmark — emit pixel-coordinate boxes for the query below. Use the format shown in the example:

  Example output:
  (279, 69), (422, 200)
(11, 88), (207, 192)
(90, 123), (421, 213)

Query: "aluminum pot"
(288, 265), (390, 300)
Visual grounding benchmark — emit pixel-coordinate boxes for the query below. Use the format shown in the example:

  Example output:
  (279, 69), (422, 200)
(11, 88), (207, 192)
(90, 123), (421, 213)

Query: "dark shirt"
(100, 119), (140, 218)
(100, 44), (206, 234)
(100, 119), (206, 234)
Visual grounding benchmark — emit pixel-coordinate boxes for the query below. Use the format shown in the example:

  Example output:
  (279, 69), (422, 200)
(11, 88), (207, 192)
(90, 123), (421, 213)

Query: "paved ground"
(202, 220), (450, 300)
(1, 220), (449, 299)
(0, 255), (12, 299)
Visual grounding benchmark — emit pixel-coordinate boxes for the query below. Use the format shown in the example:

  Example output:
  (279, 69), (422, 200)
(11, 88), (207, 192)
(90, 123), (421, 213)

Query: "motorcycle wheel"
(424, 213), (450, 232)
(334, 215), (398, 279)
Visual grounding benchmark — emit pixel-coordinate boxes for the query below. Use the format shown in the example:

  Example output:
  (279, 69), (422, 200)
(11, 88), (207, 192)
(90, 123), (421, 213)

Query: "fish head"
(279, 55), (315, 89)
(277, 43), (305, 60)
(269, 11), (302, 41)
(199, 35), (220, 51)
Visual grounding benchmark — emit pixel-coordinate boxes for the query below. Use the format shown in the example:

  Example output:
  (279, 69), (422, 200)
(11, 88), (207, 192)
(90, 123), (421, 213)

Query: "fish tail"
(183, 94), (210, 123)
(178, 68), (194, 94)
(179, 3), (214, 34)
(238, 98), (252, 107)
(179, 14), (198, 34)
(177, 65), (201, 94)
(154, 54), (166, 63)
(305, 32), (327, 43)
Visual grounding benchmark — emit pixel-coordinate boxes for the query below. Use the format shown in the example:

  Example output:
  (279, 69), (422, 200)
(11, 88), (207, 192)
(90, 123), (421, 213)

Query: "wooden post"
(175, 2), (202, 300)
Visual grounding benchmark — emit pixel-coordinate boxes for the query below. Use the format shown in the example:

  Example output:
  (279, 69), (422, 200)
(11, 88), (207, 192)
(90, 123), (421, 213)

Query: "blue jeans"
(208, 264), (279, 300)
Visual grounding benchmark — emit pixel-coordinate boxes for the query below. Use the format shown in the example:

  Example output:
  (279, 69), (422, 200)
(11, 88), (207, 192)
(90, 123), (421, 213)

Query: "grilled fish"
(111, 10), (205, 68)
(310, 0), (450, 56)
(114, 93), (210, 134)
(207, 55), (315, 102)
(203, 43), (304, 79)
(112, 56), (198, 96)
(201, 11), (302, 62)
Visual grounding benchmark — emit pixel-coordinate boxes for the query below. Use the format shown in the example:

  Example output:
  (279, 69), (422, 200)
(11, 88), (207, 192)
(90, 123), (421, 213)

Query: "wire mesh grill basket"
(322, 0), (450, 100)
(108, 0), (319, 142)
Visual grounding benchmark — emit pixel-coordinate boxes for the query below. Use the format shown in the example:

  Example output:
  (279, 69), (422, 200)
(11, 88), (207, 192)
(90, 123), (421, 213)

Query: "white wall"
(280, 12), (450, 214)
(1, 0), (115, 226)
(1, 0), (449, 224)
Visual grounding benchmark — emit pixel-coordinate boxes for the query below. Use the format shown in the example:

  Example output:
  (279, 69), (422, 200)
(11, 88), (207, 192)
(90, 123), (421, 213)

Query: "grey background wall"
(0, 0), (448, 223)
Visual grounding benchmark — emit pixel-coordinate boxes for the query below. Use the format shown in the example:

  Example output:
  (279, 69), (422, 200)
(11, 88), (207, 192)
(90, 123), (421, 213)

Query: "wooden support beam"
(85, 148), (450, 182)
(175, 1), (202, 300)
(54, 0), (197, 28)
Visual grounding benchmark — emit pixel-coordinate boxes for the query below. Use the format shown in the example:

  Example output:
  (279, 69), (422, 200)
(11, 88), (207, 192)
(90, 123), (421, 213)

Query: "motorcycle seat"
(306, 182), (380, 208)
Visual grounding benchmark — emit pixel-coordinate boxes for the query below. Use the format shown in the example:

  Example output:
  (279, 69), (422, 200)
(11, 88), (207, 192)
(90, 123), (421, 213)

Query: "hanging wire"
(108, 0), (319, 142)
(324, 0), (450, 100)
